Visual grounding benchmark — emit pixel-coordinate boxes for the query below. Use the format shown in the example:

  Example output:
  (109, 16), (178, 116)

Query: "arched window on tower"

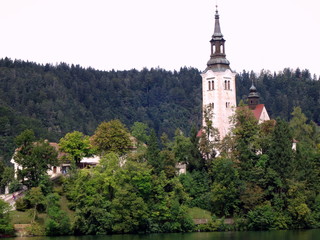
(212, 81), (214, 90)
(224, 80), (227, 90)
(208, 81), (211, 91)
(228, 80), (230, 90)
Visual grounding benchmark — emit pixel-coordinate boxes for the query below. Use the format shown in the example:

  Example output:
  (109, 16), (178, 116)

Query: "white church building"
(201, 6), (269, 140)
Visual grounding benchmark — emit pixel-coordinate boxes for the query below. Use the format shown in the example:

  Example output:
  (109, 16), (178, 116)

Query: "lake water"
(7, 230), (320, 240)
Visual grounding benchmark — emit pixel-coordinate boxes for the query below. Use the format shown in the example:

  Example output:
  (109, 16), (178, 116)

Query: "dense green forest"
(0, 57), (319, 163)
(1, 56), (320, 235)
(3, 106), (320, 235)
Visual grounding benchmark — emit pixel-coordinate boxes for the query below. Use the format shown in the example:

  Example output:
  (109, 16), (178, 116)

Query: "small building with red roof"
(247, 83), (270, 123)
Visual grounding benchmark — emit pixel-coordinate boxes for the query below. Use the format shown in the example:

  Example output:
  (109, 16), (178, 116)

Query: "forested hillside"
(237, 68), (320, 123)
(0, 58), (319, 163)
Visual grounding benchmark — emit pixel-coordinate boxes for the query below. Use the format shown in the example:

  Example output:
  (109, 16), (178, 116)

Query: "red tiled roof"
(251, 104), (265, 121)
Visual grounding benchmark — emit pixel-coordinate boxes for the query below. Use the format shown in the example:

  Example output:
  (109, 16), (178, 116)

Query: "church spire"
(248, 81), (260, 109)
(213, 6), (222, 37)
(206, 5), (231, 72)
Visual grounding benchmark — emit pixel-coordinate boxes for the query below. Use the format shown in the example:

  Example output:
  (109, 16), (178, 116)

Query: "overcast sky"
(0, 0), (319, 76)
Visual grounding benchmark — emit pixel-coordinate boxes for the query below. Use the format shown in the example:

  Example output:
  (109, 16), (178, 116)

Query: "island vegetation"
(0, 58), (320, 236)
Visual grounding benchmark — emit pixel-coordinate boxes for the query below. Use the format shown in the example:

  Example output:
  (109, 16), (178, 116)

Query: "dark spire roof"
(206, 6), (231, 72)
(248, 82), (259, 98)
(248, 81), (260, 109)
(213, 6), (223, 38)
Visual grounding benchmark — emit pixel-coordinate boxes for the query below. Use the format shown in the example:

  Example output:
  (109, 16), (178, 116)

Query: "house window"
(228, 80), (230, 90)
(208, 81), (211, 90)
(226, 102), (230, 108)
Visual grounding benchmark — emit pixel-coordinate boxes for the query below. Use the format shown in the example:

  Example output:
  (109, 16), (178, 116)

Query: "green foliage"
(267, 118), (294, 183)
(45, 193), (71, 236)
(256, 120), (275, 154)
(0, 199), (14, 236)
(146, 129), (162, 174)
(240, 182), (264, 211)
(232, 104), (259, 181)
(26, 222), (45, 236)
(0, 160), (13, 193)
(9, 104), (314, 234)
(1, 63), (319, 233)
(187, 207), (212, 219)
(180, 170), (211, 210)
(0, 61), (319, 166)
(59, 131), (95, 166)
(247, 204), (276, 230)
(65, 150), (194, 234)
(15, 197), (29, 212)
(187, 125), (205, 171)
(38, 175), (54, 196)
(148, 172), (194, 232)
(131, 122), (150, 144)
(237, 69), (320, 124)
(24, 187), (46, 221)
(199, 106), (219, 162)
(8, 178), (22, 193)
(290, 107), (313, 144)
(14, 129), (36, 147)
(111, 185), (149, 233)
(92, 120), (131, 155)
(14, 130), (58, 188)
(210, 158), (241, 216)
(173, 129), (193, 164)
(196, 217), (228, 232)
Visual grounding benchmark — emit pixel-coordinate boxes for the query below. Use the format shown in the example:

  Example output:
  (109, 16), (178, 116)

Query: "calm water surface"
(7, 230), (320, 240)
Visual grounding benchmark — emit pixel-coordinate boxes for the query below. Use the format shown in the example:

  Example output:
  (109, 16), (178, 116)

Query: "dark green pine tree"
(146, 129), (162, 174)
(187, 125), (205, 172)
(267, 118), (294, 185)
(232, 101), (259, 182)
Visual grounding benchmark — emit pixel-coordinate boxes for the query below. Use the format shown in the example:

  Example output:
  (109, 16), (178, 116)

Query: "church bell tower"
(201, 6), (236, 140)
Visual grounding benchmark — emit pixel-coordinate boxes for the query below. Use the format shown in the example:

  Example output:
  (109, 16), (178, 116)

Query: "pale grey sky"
(0, 0), (319, 76)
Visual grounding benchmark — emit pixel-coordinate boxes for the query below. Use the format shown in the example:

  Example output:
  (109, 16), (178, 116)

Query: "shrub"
(0, 199), (14, 236)
(26, 222), (45, 236)
(9, 179), (22, 193)
(53, 186), (64, 196)
(247, 204), (276, 230)
(45, 193), (71, 236)
(15, 197), (28, 211)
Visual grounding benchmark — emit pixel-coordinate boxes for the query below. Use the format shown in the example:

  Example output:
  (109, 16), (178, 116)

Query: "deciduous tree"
(14, 130), (58, 188)
(59, 131), (95, 167)
(92, 120), (131, 155)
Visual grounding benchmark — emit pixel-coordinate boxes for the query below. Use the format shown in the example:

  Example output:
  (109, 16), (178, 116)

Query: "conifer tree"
(267, 118), (294, 186)
(146, 129), (161, 174)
